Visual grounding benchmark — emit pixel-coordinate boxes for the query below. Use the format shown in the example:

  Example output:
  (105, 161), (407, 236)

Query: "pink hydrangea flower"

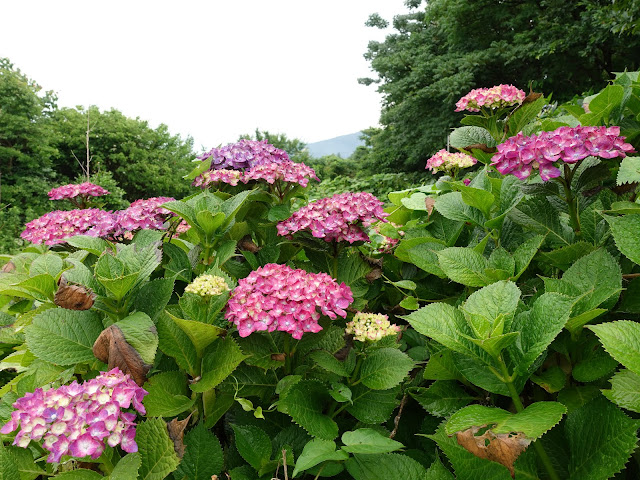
(277, 192), (388, 243)
(1, 369), (147, 463)
(110, 197), (186, 238)
(192, 169), (242, 188)
(225, 263), (353, 339)
(455, 84), (526, 112)
(21, 209), (116, 245)
(48, 183), (109, 202)
(242, 160), (319, 187)
(197, 139), (290, 171)
(426, 149), (477, 174)
(491, 125), (635, 181)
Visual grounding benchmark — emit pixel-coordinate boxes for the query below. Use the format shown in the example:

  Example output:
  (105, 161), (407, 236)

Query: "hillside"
(306, 132), (364, 158)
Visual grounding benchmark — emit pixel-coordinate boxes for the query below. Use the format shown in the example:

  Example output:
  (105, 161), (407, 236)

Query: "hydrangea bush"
(2, 73), (640, 479)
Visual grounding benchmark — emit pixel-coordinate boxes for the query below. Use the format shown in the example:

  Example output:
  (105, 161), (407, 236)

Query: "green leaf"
(191, 338), (247, 392)
(169, 313), (226, 357)
(405, 303), (478, 358)
(142, 371), (195, 417)
(311, 350), (350, 377)
(279, 380), (339, 440)
(449, 126), (497, 149)
(66, 235), (111, 256)
(531, 366), (566, 393)
(110, 453), (141, 480)
(469, 332), (520, 359)
(580, 84), (624, 125)
(507, 96), (546, 135)
(196, 210), (226, 237)
(24, 309), (103, 366)
(424, 349), (463, 381)
(566, 397), (640, 480)
(538, 242), (596, 271)
(116, 312), (158, 365)
(236, 333), (284, 370)
(616, 156), (640, 185)
(175, 423), (223, 480)
(455, 184), (495, 218)
(347, 385), (400, 424)
(0, 443), (20, 480)
(163, 242), (192, 283)
(436, 247), (489, 287)
(345, 453), (428, 480)
(341, 428), (404, 454)
(446, 402), (566, 439)
(358, 348), (413, 390)
(29, 254), (63, 278)
(292, 439), (349, 477)
(512, 235), (545, 279)
(435, 192), (485, 226)
(398, 239), (447, 278)
(51, 471), (103, 480)
(509, 197), (571, 246)
(571, 335), (619, 383)
(589, 320), (640, 375)
(409, 381), (475, 417)
(232, 424), (272, 471)
(400, 296), (419, 310)
(462, 281), (520, 337)
(426, 456), (455, 480)
(137, 418), (180, 480)
(605, 214), (640, 265)
(5, 274), (57, 301)
(329, 383), (352, 403)
(156, 312), (198, 376)
(134, 277), (175, 321)
(602, 369), (640, 413)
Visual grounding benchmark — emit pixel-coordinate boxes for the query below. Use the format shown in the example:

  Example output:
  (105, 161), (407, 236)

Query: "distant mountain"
(306, 132), (364, 158)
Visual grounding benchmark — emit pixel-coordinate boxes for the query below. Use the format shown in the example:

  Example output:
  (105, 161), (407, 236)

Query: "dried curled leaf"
(92, 325), (151, 386)
(456, 425), (531, 477)
(425, 197), (436, 217)
(167, 414), (191, 459)
(366, 266), (383, 283)
(238, 236), (260, 253)
(55, 276), (96, 310)
(522, 91), (543, 104)
(1, 261), (15, 273)
(270, 353), (286, 362)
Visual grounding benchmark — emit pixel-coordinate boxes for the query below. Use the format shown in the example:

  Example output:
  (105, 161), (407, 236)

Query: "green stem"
(284, 335), (292, 375)
(499, 361), (560, 480)
(561, 164), (581, 237)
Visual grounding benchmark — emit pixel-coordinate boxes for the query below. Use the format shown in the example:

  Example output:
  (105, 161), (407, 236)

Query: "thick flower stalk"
(491, 126), (635, 181)
(277, 192), (388, 243)
(21, 209), (115, 245)
(196, 139), (290, 171)
(426, 149), (477, 174)
(185, 274), (229, 297)
(225, 263), (353, 339)
(1, 369), (147, 463)
(345, 312), (401, 342)
(455, 84), (526, 112)
(48, 182), (109, 204)
(242, 160), (319, 188)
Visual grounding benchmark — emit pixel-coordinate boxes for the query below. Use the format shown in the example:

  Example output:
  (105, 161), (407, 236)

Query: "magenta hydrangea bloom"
(455, 85), (526, 112)
(277, 192), (388, 244)
(111, 197), (181, 237)
(192, 169), (242, 188)
(1, 368), (147, 463)
(242, 160), (319, 187)
(491, 125), (635, 181)
(426, 149), (477, 174)
(225, 263), (353, 339)
(48, 182), (109, 202)
(197, 139), (290, 171)
(21, 209), (115, 245)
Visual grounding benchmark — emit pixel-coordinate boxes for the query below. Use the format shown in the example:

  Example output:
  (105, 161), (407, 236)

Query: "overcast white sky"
(1, 1), (409, 153)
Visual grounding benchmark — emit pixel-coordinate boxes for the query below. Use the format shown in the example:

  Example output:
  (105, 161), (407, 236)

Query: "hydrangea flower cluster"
(242, 160), (319, 187)
(184, 274), (230, 297)
(491, 126), (635, 181)
(1, 369), (147, 463)
(426, 149), (477, 174)
(345, 312), (401, 342)
(225, 263), (353, 339)
(196, 139), (290, 171)
(277, 192), (388, 243)
(48, 182), (109, 202)
(192, 169), (242, 188)
(21, 209), (115, 245)
(111, 197), (181, 236)
(455, 84), (526, 112)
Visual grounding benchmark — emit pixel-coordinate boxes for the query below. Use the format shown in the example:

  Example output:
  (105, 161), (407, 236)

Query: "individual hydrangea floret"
(192, 169), (242, 188)
(491, 125), (635, 181)
(48, 182), (109, 202)
(455, 84), (526, 112)
(0, 368), (147, 463)
(426, 149), (477, 174)
(21, 209), (115, 245)
(345, 312), (401, 342)
(185, 274), (230, 297)
(225, 263), (353, 339)
(242, 160), (319, 187)
(277, 192), (388, 243)
(196, 139), (290, 171)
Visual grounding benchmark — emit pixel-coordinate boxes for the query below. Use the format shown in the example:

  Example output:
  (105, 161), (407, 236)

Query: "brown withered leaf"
(456, 426), (531, 478)
(270, 353), (286, 362)
(1, 261), (15, 273)
(465, 143), (497, 153)
(425, 197), (436, 218)
(238, 235), (260, 253)
(522, 91), (543, 104)
(167, 414), (192, 459)
(55, 276), (96, 310)
(92, 325), (151, 386)
(365, 267), (382, 283)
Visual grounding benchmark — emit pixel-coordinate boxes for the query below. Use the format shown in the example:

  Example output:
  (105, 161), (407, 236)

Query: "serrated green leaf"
(345, 453), (428, 480)
(279, 380), (339, 440)
(341, 428), (404, 454)
(169, 312), (226, 357)
(29, 254), (63, 278)
(137, 418), (180, 480)
(602, 369), (640, 413)
(0, 443), (20, 480)
(409, 381), (475, 417)
(292, 439), (349, 477)
(236, 332), (284, 370)
(580, 84), (624, 125)
(531, 366), (566, 393)
(134, 277), (175, 321)
(347, 385), (400, 424)
(156, 312), (198, 376)
(424, 349), (462, 381)
(110, 453), (141, 480)
(24, 309), (103, 366)
(566, 397), (640, 480)
(426, 455), (455, 480)
(398, 239), (447, 278)
(66, 235), (111, 256)
(450, 126), (497, 149)
(462, 281), (520, 337)
(51, 470), (103, 479)
(456, 184), (495, 218)
(435, 192), (484, 226)
(358, 348), (414, 390)
(175, 423), (223, 479)
(311, 350), (350, 377)
(508, 96), (546, 135)
(589, 320), (640, 375)
(572, 336), (619, 383)
(436, 247), (489, 287)
(191, 338), (247, 392)
(142, 371), (194, 417)
(512, 234), (545, 279)
(605, 214), (640, 265)
(329, 383), (352, 403)
(616, 156), (640, 185)
(509, 197), (572, 246)
(116, 312), (158, 364)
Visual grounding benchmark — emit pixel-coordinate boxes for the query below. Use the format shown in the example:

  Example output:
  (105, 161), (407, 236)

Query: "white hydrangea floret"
(345, 312), (401, 342)
(185, 274), (229, 297)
